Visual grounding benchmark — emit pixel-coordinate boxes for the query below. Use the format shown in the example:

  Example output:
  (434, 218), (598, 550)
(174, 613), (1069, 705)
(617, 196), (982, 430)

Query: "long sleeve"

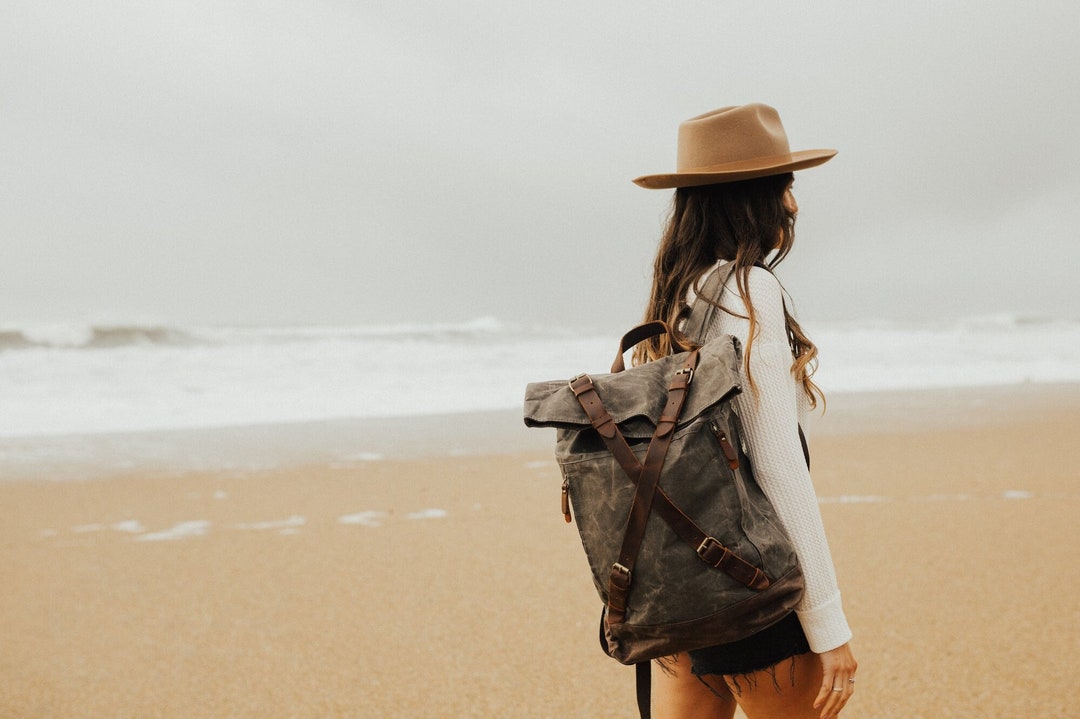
(694, 265), (852, 653)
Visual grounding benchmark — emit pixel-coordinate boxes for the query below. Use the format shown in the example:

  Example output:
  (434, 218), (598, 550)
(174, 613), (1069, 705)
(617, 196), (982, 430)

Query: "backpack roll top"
(523, 335), (742, 444)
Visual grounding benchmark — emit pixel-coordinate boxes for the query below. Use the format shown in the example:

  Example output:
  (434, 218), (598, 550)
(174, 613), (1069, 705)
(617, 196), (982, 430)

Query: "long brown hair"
(634, 172), (823, 408)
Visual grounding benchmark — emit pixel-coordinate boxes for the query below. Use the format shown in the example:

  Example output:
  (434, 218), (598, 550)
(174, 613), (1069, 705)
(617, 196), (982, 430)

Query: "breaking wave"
(0, 316), (516, 351)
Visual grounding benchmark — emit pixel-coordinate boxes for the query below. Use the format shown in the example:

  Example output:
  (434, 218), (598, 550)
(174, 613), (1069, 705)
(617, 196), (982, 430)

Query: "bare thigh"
(651, 653), (736, 719)
(699, 651), (827, 719)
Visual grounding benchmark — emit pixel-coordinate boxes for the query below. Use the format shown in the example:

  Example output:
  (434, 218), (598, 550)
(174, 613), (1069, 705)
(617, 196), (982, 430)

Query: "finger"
(842, 677), (857, 707)
(821, 690), (841, 719)
(825, 678), (855, 719)
(819, 678), (848, 719)
(833, 692), (852, 718)
(812, 676), (833, 709)
(815, 674), (839, 715)
(813, 663), (838, 708)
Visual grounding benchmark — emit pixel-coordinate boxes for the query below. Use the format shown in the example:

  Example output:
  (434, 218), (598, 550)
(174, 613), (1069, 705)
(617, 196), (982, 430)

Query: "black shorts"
(688, 612), (811, 676)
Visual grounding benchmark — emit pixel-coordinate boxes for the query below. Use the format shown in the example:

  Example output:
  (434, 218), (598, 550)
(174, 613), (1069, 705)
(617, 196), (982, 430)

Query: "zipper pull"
(710, 422), (740, 470)
(561, 478), (572, 523)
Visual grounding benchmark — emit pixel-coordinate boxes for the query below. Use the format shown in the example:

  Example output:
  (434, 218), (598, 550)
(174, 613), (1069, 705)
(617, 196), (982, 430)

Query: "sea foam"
(0, 315), (1078, 439)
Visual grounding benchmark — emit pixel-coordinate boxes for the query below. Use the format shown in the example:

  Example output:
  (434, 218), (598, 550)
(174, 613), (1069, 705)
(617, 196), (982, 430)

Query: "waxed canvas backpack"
(522, 265), (804, 716)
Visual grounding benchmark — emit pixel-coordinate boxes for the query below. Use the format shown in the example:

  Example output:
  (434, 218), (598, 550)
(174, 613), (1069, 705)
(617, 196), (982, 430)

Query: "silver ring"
(831, 687), (843, 692)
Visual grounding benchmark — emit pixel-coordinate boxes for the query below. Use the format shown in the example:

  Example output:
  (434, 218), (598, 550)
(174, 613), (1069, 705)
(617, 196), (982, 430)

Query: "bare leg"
(723, 652), (835, 719)
(651, 653), (737, 719)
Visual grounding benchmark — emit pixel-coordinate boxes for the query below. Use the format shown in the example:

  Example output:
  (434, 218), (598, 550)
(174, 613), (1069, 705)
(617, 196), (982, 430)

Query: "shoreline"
(2, 382), (1079, 483)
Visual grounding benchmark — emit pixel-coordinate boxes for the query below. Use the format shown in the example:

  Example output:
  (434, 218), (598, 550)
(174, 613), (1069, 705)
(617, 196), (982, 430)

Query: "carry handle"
(611, 321), (693, 373)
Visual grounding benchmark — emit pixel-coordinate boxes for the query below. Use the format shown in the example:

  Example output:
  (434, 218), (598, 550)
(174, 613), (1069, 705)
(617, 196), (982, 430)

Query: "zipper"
(729, 404), (751, 455)
(710, 422), (740, 470)
(561, 478), (572, 523)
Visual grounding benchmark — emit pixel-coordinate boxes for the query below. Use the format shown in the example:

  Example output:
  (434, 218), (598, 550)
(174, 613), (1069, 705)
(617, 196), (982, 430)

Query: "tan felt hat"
(633, 103), (836, 189)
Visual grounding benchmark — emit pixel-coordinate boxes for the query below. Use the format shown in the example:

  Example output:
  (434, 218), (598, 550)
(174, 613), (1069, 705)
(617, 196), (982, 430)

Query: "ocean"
(2, 314), (1079, 441)
(0, 315), (1075, 475)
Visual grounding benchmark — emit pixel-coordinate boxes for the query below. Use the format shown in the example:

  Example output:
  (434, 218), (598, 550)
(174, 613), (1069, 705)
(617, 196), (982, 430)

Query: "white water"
(1, 314), (1078, 439)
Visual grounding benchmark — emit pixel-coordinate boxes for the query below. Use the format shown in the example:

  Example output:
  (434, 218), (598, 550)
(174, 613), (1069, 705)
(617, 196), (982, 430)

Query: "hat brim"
(633, 149), (837, 189)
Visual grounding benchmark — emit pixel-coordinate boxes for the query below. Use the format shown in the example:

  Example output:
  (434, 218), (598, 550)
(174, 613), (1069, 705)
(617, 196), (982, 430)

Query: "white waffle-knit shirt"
(691, 263), (852, 653)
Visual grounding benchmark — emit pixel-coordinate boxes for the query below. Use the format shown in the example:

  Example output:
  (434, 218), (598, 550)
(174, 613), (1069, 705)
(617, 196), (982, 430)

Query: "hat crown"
(632, 102), (835, 189)
(676, 103), (792, 172)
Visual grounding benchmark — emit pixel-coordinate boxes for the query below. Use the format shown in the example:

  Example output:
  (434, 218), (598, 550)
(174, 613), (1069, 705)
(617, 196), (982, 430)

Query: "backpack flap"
(523, 334), (743, 443)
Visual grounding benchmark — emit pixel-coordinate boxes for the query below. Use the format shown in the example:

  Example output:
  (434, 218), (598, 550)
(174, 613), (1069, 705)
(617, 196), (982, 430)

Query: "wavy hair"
(634, 172), (823, 408)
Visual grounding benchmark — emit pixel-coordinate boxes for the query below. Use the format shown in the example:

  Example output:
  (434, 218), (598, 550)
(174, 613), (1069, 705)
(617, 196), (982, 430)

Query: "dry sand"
(2, 385), (1079, 718)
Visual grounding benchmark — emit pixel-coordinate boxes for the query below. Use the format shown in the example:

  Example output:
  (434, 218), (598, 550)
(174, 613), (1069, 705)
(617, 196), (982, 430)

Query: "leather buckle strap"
(568, 372), (590, 390)
(696, 535), (770, 591)
(608, 349), (702, 621)
(611, 562), (632, 588)
(696, 535), (726, 562)
(569, 373), (643, 479)
(608, 563), (632, 623)
(569, 373), (618, 440)
(656, 361), (696, 437)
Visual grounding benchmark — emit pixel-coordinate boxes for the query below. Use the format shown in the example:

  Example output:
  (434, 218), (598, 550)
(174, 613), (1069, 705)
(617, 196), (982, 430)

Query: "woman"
(631, 104), (857, 719)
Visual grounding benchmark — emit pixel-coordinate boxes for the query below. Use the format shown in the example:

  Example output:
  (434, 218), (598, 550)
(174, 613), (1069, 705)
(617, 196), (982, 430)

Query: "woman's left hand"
(813, 642), (858, 718)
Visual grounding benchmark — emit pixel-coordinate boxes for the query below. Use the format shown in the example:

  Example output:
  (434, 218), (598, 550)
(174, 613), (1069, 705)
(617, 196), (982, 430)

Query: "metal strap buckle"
(696, 536), (721, 558)
(568, 373), (591, 392)
(674, 366), (694, 385)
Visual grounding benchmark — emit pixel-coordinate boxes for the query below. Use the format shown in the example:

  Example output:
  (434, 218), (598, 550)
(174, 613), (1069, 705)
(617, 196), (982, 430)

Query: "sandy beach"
(2, 384), (1079, 718)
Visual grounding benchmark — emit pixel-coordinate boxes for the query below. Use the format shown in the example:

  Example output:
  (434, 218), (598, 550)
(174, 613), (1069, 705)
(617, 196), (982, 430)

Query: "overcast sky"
(3, 1), (1078, 330)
